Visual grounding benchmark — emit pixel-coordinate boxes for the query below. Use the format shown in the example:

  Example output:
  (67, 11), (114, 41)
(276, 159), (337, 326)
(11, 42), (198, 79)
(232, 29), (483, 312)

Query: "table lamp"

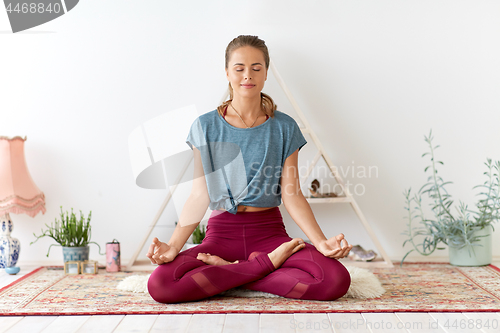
(0, 136), (46, 274)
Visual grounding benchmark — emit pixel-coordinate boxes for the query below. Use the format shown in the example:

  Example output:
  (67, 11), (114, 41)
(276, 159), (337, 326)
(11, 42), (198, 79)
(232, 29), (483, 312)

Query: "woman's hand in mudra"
(146, 237), (180, 265)
(316, 233), (353, 259)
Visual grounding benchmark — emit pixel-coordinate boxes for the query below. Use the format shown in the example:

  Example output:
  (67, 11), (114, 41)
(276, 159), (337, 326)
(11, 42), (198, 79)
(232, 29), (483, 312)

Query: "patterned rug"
(1, 263), (500, 315)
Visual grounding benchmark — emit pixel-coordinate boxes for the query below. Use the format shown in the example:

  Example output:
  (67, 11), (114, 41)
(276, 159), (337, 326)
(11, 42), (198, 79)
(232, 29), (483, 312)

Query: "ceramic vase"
(0, 217), (20, 269)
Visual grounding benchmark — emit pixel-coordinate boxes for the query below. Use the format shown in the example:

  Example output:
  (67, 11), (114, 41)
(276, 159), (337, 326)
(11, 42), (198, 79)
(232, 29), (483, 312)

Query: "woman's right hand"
(146, 237), (180, 265)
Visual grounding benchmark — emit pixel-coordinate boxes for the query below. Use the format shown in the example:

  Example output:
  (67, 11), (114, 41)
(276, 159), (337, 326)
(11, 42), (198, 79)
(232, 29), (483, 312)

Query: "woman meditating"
(146, 35), (353, 303)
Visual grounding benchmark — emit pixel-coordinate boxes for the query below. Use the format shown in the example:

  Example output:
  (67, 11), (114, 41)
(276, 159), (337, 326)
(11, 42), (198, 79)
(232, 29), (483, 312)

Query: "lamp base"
(5, 266), (20, 275)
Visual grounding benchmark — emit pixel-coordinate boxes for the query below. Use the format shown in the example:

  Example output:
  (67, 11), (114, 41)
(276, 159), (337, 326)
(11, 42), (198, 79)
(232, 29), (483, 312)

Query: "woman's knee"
(321, 261), (351, 300)
(147, 264), (181, 303)
(147, 266), (167, 303)
(147, 255), (209, 304)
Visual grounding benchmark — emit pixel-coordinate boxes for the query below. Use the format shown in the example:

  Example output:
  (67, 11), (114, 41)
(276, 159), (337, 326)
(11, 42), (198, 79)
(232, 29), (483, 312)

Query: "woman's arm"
(280, 149), (352, 259)
(167, 198), (204, 252)
(168, 146), (211, 251)
(147, 146), (211, 264)
(280, 148), (327, 246)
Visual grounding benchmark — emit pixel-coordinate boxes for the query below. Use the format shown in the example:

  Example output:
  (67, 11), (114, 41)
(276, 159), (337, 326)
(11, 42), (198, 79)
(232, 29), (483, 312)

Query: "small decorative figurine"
(309, 179), (338, 198)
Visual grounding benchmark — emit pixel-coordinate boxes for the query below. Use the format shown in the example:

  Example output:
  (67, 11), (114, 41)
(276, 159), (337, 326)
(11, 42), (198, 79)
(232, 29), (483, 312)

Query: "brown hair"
(217, 35), (277, 118)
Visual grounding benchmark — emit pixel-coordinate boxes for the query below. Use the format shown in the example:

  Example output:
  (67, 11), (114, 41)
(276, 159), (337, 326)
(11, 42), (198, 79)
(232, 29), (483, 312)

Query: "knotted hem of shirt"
(227, 206), (238, 214)
(223, 196), (238, 215)
(221, 190), (249, 215)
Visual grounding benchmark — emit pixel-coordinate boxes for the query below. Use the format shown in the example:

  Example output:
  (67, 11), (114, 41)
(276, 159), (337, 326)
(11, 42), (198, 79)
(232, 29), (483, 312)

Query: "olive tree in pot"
(402, 129), (500, 266)
(31, 206), (103, 262)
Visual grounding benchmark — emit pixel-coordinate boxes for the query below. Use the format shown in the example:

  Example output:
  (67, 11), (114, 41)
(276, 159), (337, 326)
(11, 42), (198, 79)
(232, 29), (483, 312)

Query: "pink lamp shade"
(0, 136), (46, 217)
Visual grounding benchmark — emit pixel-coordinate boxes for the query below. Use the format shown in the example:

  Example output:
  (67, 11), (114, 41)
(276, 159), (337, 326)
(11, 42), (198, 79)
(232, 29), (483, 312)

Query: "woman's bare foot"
(268, 238), (306, 269)
(197, 253), (239, 265)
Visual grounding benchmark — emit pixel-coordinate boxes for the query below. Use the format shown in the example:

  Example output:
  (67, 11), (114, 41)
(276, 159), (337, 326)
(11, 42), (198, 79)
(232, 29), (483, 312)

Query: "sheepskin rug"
(117, 265), (385, 299)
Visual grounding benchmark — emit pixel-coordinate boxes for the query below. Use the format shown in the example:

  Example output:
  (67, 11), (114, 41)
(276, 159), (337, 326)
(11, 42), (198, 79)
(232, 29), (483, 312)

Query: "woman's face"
(225, 46), (268, 100)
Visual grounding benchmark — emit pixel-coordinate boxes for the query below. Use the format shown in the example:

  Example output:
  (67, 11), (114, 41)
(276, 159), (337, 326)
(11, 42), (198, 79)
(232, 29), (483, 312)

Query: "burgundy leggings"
(147, 207), (351, 303)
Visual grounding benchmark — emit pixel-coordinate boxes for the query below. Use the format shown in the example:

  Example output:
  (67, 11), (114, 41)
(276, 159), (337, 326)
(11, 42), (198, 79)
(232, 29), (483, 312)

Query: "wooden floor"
(1, 265), (500, 333)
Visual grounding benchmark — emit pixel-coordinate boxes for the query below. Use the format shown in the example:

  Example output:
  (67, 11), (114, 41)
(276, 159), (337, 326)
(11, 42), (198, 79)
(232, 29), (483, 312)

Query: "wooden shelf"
(305, 196), (352, 203)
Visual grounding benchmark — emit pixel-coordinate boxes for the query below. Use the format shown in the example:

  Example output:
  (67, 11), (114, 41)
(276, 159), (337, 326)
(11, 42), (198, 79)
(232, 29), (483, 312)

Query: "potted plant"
(31, 206), (103, 262)
(401, 129), (500, 266)
(185, 224), (206, 250)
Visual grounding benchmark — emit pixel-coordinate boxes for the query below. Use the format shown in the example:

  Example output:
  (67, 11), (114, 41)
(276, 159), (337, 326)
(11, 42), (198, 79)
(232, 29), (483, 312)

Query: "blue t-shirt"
(186, 109), (307, 214)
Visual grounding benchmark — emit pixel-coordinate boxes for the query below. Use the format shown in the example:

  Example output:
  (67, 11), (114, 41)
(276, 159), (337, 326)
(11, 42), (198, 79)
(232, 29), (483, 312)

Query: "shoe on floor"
(348, 245), (377, 262)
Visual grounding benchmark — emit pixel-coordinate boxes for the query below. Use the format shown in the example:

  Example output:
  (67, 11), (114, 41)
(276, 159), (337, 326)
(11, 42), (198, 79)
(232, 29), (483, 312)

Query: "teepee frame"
(127, 59), (393, 270)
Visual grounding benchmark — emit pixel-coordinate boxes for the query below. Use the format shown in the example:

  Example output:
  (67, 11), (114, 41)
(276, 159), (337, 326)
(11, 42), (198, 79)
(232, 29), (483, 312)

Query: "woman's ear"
(225, 68), (229, 80)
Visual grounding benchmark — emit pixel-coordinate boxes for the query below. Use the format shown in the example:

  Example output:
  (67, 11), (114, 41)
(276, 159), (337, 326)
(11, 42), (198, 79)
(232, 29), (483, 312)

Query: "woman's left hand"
(316, 233), (353, 259)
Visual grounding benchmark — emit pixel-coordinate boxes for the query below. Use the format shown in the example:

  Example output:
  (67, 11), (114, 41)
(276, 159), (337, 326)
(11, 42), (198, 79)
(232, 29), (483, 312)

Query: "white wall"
(1, 0), (499, 266)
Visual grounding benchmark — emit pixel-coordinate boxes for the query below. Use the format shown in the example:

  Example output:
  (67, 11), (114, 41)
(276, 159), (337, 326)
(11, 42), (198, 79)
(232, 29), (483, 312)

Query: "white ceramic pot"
(449, 225), (492, 266)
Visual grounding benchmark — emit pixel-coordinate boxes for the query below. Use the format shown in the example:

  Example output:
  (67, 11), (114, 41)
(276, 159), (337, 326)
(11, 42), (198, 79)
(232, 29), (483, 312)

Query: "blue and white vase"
(0, 213), (21, 269)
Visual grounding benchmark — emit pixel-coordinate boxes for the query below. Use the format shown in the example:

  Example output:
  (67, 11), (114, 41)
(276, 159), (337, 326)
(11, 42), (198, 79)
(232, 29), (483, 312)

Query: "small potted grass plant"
(185, 223), (206, 249)
(31, 206), (103, 262)
(192, 224), (206, 244)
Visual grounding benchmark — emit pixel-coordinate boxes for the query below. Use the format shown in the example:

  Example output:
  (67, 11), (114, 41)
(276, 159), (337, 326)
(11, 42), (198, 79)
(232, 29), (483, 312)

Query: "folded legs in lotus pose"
(147, 208), (351, 304)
